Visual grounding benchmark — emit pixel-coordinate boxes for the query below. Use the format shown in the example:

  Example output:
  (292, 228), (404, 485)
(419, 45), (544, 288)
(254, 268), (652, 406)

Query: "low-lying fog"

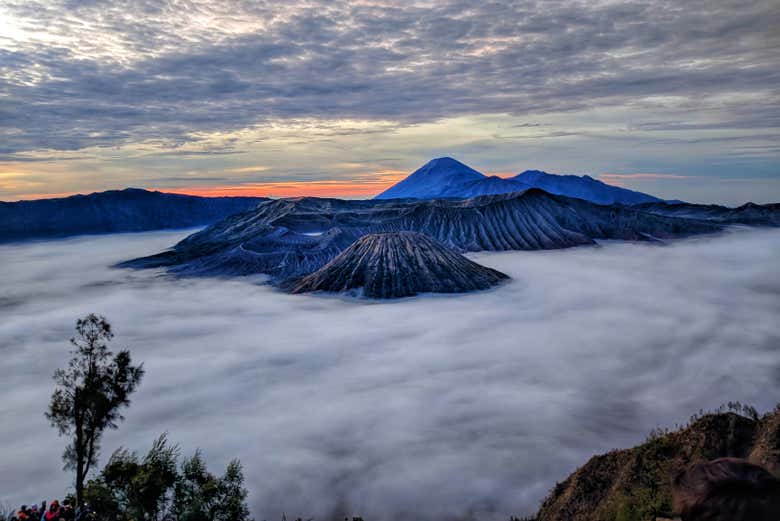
(1, 228), (779, 519)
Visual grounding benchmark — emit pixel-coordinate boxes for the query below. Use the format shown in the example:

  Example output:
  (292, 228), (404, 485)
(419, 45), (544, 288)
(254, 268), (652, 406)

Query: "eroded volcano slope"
(292, 231), (509, 298)
(120, 189), (722, 281)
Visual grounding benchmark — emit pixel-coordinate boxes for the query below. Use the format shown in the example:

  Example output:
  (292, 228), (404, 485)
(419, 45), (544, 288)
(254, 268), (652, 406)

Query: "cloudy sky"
(1, 0), (778, 204)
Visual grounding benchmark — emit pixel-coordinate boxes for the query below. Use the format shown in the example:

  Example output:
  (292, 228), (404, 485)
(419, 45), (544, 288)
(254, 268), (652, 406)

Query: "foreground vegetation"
(81, 434), (250, 521)
(4, 314), (252, 521)
(4, 314), (777, 521)
(535, 404), (780, 521)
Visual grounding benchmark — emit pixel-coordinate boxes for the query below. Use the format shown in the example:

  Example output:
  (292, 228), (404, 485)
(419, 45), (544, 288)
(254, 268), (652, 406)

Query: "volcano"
(374, 157), (484, 199)
(291, 231), (509, 298)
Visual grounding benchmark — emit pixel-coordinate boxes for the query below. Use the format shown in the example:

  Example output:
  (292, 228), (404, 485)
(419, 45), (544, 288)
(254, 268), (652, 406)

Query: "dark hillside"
(535, 408), (780, 521)
(0, 188), (266, 242)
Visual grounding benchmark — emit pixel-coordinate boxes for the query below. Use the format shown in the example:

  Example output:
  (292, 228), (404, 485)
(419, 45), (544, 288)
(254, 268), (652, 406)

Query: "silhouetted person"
(60, 500), (74, 521)
(16, 506), (29, 521)
(672, 457), (780, 521)
(43, 501), (61, 521)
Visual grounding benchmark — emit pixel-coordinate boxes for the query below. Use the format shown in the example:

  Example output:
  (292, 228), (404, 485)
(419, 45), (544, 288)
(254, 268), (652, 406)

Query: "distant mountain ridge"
(0, 188), (266, 242)
(512, 169), (661, 205)
(636, 200), (780, 226)
(121, 190), (722, 284)
(375, 157), (662, 205)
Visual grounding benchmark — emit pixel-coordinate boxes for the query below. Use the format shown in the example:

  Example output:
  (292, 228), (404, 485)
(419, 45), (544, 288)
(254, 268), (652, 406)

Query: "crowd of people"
(9, 500), (94, 521)
(6, 458), (779, 521)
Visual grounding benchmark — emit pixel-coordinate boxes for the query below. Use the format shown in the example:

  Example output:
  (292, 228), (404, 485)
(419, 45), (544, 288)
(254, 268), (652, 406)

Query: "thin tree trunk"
(83, 426), (96, 488)
(75, 389), (84, 506)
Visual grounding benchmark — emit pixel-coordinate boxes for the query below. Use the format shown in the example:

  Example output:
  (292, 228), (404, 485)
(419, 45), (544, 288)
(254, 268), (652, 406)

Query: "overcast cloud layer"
(2, 0), (779, 153)
(1, 1), (779, 202)
(1, 228), (778, 519)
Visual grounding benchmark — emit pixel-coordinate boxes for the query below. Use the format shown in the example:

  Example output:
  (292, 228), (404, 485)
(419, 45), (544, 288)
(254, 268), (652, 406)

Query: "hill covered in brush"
(535, 406), (779, 521)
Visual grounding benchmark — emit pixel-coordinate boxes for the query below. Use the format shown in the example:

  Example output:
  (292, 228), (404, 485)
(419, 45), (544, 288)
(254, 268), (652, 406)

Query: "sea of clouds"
(1, 228), (779, 519)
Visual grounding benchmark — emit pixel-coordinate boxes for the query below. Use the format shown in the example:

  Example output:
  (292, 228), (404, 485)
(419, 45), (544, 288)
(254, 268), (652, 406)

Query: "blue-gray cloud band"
(1, 0), (778, 154)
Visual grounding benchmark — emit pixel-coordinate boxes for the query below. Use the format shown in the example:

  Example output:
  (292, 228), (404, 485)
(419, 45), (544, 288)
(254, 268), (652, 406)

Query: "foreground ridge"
(535, 408), (780, 521)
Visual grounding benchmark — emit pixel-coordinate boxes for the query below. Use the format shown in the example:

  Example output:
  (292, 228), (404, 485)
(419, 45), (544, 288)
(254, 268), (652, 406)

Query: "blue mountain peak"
(374, 157), (484, 199)
(375, 158), (662, 205)
(513, 170), (660, 205)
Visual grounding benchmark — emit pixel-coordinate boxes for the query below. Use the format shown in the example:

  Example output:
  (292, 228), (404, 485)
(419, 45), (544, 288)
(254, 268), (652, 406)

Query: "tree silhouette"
(47, 314), (144, 505)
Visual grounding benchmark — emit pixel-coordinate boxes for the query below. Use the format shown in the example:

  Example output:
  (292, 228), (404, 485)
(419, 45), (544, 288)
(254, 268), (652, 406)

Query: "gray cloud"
(1, 228), (778, 519)
(0, 0), (778, 154)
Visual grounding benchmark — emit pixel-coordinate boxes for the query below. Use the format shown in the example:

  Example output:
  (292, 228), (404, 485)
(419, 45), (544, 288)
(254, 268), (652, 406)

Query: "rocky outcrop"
(0, 188), (266, 242)
(535, 409), (780, 521)
(291, 232), (508, 298)
(120, 189), (722, 281)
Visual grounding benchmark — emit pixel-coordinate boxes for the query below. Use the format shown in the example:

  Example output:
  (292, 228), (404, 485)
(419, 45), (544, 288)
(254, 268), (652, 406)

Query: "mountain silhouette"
(512, 169), (661, 205)
(374, 157), (485, 199)
(0, 188), (266, 242)
(375, 157), (661, 205)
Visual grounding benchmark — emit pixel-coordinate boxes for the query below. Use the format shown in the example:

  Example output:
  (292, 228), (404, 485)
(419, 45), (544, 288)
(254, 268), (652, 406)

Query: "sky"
(0, 0), (778, 204)
(1, 227), (778, 519)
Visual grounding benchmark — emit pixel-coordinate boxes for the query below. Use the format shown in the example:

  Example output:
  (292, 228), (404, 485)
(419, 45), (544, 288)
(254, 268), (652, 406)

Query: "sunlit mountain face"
(1, 1), (778, 205)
